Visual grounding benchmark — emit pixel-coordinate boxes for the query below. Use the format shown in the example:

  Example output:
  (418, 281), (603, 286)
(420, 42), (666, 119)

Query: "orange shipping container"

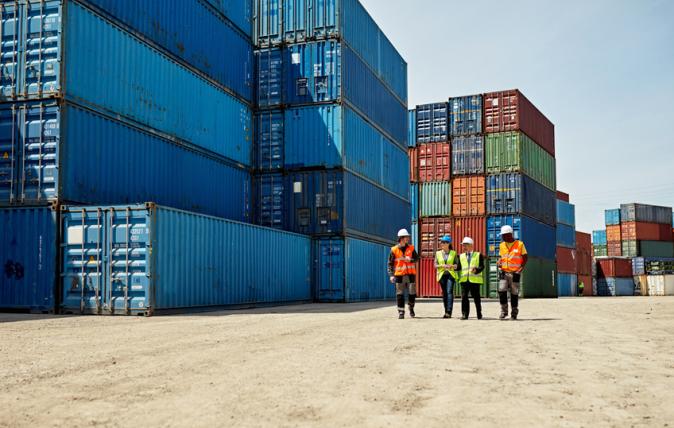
(418, 143), (450, 182)
(409, 147), (419, 183)
(452, 176), (486, 217)
(606, 225), (622, 242)
(450, 216), (487, 255)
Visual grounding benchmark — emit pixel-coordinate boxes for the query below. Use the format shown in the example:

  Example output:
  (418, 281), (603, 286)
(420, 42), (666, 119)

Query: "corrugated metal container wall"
(418, 258), (441, 297)
(620, 203), (673, 225)
(408, 110), (416, 147)
(596, 278), (635, 297)
(416, 103), (449, 143)
(557, 247), (577, 274)
(83, 0), (254, 102)
(450, 217), (487, 255)
(202, 0), (253, 37)
(255, 173), (285, 229)
(646, 275), (674, 296)
(593, 246), (608, 257)
(620, 222), (673, 242)
(1, 1), (253, 165)
(633, 275), (649, 296)
(557, 273), (578, 297)
(0, 207), (58, 312)
(314, 237), (396, 302)
(420, 182), (451, 217)
(556, 191), (569, 202)
(448, 95), (482, 136)
(486, 173), (556, 226)
(410, 184), (419, 223)
(253, 0), (281, 46)
(409, 147), (419, 183)
(419, 217), (452, 258)
(596, 258), (633, 278)
(622, 241), (674, 258)
(607, 242), (622, 257)
(411, 222), (418, 248)
(452, 177), (486, 217)
(556, 200), (576, 227)
(593, 230), (607, 245)
(557, 224), (576, 249)
(576, 232), (592, 276)
(255, 110), (284, 170)
(632, 258), (674, 276)
(605, 209), (621, 226)
(451, 135), (484, 176)
(0, 102), (251, 221)
(483, 89), (555, 156)
(484, 132), (556, 191)
(487, 215), (556, 260)
(487, 257), (556, 298)
(578, 274), (592, 297)
(61, 205), (312, 315)
(283, 104), (409, 199)
(255, 48), (283, 107)
(606, 225), (622, 242)
(418, 143), (450, 182)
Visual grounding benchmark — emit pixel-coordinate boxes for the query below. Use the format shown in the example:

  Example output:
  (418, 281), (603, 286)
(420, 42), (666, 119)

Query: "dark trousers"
(461, 282), (482, 317)
(439, 274), (455, 314)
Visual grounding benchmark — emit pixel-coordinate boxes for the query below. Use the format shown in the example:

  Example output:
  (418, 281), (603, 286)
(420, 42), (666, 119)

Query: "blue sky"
(361, 0), (674, 233)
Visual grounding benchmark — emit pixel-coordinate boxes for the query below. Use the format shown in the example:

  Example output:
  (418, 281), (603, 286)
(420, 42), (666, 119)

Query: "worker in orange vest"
(497, 225), (528, 320)
(388, 229), (419, 319)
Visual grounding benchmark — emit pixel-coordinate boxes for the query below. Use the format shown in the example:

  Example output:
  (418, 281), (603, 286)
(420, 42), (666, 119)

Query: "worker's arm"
(455, 257), (462, 273)
(519, 254), (529, 272)
(473, 254), (486, 274)
(410, 248), (419, 263)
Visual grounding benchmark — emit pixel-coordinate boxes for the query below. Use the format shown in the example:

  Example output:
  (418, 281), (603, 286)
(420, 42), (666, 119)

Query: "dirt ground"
(1, 297), (673, 428)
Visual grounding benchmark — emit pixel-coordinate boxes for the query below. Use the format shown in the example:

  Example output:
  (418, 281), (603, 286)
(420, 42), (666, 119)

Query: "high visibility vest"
(459, 252), (483, 284)
(391, 245), (417, 276)
(499, 240), (525, 273)
(435, 250), (458, 282)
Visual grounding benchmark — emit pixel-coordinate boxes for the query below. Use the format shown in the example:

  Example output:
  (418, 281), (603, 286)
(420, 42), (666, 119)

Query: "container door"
(105, 207), (151, 315)
(0, 1), (21, 99)
(0, 105), (19, 202)
(18, 101), (59, 202)
(316, 238), (345, 302)
(22, 0), (62, 98)
(61, 208), (105, 313)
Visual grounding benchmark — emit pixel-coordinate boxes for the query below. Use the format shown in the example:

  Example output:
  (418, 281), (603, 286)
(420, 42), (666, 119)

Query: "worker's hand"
(389, 276), (396, 284)
(451, 264), (458, 271)
(497, 260), (502, 267)
(471, 268), (478, 274)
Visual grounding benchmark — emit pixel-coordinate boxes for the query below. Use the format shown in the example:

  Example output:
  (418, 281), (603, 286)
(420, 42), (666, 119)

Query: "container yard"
(1, 0), (673, 426)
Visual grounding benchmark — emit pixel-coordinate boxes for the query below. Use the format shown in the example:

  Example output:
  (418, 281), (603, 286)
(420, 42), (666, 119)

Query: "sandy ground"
(1, 297), (673, 428)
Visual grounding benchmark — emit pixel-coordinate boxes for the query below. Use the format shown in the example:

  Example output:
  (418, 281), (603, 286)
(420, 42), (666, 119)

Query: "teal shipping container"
(60, 204), (312, 315)
(314, 237), (396, 302)
(420, 182), (451, 217)
(605, 209), (621, 226)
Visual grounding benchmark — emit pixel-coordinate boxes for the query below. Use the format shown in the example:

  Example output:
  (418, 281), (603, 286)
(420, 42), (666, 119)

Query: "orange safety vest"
(391, 245), (417, 276)
(500, 240), (525, 273)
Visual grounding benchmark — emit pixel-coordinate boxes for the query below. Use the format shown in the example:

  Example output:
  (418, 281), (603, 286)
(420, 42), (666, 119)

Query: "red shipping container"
(578, 274), (592, 297)
(418, 258), (442, 297)
(557, 246), (577, 274)
(620, 221), (673, 242)
(420, 217), (452, 258)
(450, 216), (487, 255)
(606, 225), (622, 242)
(483, 89), (555, 156)
(556, 191), (570, 202)
(575, 232), (593, 276)
(607, 242), (622, 257)
(418, 143), (450, 182)
(452, 177), (486, 217)
(596, 258), (633, 278)
(408, 147), (418, 183)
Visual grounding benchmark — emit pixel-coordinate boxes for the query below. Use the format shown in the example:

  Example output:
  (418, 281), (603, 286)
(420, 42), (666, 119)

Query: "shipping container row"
(632, 257), (674, 276)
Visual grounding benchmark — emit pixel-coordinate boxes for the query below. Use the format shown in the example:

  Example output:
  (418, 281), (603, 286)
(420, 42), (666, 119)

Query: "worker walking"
(435, 235), (458, 318)
(578, 280), (585, 296)
(388, 229), (419, 319)
(497, 225), (529, 320)
(456, 237), (484, 320)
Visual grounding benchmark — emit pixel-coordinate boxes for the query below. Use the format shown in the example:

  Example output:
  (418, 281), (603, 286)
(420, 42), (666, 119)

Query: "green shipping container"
(622, 240), (674, 258)
(593, 245), (608, 257)
(420, 182), (451, 217)
(485, 132), (556, 190)
(487, 257), (557, 299)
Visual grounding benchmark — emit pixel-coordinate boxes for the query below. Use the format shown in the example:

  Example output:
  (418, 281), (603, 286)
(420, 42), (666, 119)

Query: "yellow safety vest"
(459, 252), (483, 284)
(435, 250), (458, 282)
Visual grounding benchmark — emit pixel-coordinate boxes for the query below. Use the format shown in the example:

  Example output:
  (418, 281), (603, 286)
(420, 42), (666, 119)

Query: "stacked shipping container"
(556, 196), (577, 296)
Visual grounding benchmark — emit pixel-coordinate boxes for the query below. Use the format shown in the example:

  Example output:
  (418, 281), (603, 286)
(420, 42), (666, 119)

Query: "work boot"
(477, 313), (483, 320)
(461, 313), (468, 320)
(409, 307), (416, 318)
(443, 311), (452, 319)
(499, 304), (509, 320)
(511, 308), (519, 320)
(398, 311), (405, 320)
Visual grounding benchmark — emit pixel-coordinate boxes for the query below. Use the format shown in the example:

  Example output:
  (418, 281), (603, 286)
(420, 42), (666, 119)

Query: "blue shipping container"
(314, 237), (396, 302)
(449, 95), (482, 136)
(605, 209), (621, 226)
(255, 42), (407, 146)
(596, 278), (635, 297)
(255, 173), (285, 229)
(408, 110), (416, 147)
(255, 110), (284, 170)
(0, 206), (58, 312)
(61, 204), (311, 315)
(557, 273), (578, 297)
(452, 135), (485, 176)
(202, 0), (253, 37)
(83, 0), (253, 102)
(0, 101), (251, 221)
(416, 103), (449, 144)
(410, 183), (418, 223)
(411, 221), (418, 249)
(253, 0), (408, 104)
(487, 173), (557, 226)
(593, 230), (607, 246)
(557, 224), (576, 249)
(556, 200), (576, 227)
(0, 0), (252, 165)
(487, 215), (556, 260)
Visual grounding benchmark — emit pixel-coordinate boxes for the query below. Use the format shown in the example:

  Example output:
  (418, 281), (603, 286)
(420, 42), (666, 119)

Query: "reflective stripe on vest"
(459, 252), (483, 284)
(392, 245), (417, 276)
(500, 240), (524, 273)
(435, 250), (458, 282)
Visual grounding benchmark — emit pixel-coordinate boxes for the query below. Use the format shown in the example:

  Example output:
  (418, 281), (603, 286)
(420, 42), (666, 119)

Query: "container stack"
(633, 258), (674, 296)
(605, 209), (623, 256)
(619, 204), (674, 258)
(595, 258), (635, 296)
(252, 0), (411, 302)
(576, 232), (593, 296)
(556, 193), (577, 296)
(592, 230), (608, 257)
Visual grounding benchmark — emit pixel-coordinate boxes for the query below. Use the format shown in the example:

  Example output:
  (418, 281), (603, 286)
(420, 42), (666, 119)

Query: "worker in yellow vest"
(456, 237), (484, 320)
(388, 229), (419, 319)
(435, 235), (458, 318)
(497, 225), (529, 320)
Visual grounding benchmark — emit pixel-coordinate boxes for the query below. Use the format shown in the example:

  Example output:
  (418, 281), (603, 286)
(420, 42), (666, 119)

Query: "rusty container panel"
(418, 258), (442, 297)
(450, 217), (487, 255)
(596, 258), (633, 278)
(578, 274), (593, 296)
(483, 89), (555, 156)
(620, 222), (673, 242)
(576, 232), (593, 276)
(557, 246), (577, 274)
(418, 143), (450, 182)
(606, 225), (622, 242)
(409, 147), (419, 183)
(607, 242), (622, 257)
(452, 177), (486, 217)
(419, 217), (452, 258)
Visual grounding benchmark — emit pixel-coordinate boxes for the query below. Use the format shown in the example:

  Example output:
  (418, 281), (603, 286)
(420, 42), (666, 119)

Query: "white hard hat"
(461, 237), (474, 245)
(500, 225), (514, 236)
(397, 229), (411, 238)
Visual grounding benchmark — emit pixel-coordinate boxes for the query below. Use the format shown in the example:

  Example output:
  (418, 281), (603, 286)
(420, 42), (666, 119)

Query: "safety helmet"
(397, 229), (411, 238)
(439, 235), (452, 244)
(500, 225), (514, 236)
(461, 237), (474, 245)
